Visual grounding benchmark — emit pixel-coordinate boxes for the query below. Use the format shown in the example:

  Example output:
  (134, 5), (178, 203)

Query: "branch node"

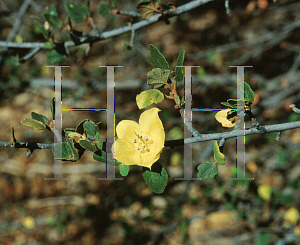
(251, 118), (266, 133)
(290, 104), (300, 114)
(276, 131), (281, 141)
(10, 127), (17, 148)
(26, 149), (33, 157)
(225, 0), (231, 15)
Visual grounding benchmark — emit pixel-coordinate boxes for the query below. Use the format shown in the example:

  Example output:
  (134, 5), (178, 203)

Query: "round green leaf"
(136, 89), (164, 109)
(98, 4), (111, 18)
(119, 164), (129, 176)
(52, 142), (72, 160)
(44, 4), (62, 29)
(147, 68), (174, 85)
(47, 50), (66, 64)
(197, 161), (218, 180)
(142, 165), (168, 194)
(21, 118), (46, 130)
(83, 121), (100, 140)
(213, 141), (225, 165)
(93, 150), (120, 166)
(79, 140), (97, 152)
(64, 2), (88, 23)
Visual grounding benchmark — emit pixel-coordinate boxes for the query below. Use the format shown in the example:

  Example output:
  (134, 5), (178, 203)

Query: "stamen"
(138, 134), (142, 138)
(135, 147), (139, 150)
(142, 136), (148, 140)
(132, 139), (136, 143)
(141, 145), (145, 149)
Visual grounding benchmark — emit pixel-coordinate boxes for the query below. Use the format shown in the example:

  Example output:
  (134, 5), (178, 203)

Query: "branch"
(1, 120), (300, 154)
(0, 0), (214, 51)
(185, 120), (300, 145)
(0, 0), (32, 62)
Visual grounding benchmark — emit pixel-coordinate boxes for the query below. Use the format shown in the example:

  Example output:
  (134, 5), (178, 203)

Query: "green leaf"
(147, 68), (174, 85)
(52, 142), (72, 160)
(47, 50), (66, 64)
(243, 82), (255, 103)
(64, 2), (88, 23)
(136, 89), (164, 109)
(98, 4), (111, 18)
(96, 132), (103, 149)
(46, 217), (56, 227)
(66, 134), (79, 160)
(31, 112), (49, 125)
(175, 50), (185, 82)
(83, 121), (100, 140)
(79, 140), (97, 152)
(256, 232), (272, 245)
(44, 42), (54, 49)
(37, 25), (48, 39)
(111, 0), (117, 7)
(213, 141), (225, 165)
(5, 56), (19, 68)
(119, 164), (129, 176)
(21, 118), (46, 130)
(142, 164), (168, 194)
(197, 161), (218, 180)
(137, 0), (160, 19)
(76, 119), (89, 134)
(51, 97), (55, 120)
(93, 150), (120, 166)
(149, 44), (169, 69)
(221, 101), (235, 108)
(153, 83), (164, 89)
(44, 4), (62, 29)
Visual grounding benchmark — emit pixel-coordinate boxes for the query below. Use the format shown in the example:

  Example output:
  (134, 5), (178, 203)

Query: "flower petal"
(112, 138), (141, 164)
(139, 107), (165, 153)
(116, 120), (142, 140)
(112, 138), (159, 169)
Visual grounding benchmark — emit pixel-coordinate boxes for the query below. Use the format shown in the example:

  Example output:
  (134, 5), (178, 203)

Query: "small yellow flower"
(258, 184), (272, 201)
(112, 108), (165, 169)
(284, 207), (299, 225)
(22, 216), (35, 229)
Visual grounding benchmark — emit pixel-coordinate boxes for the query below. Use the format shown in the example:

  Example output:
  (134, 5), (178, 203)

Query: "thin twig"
(0, 0), (214, 53)
(130, 27), (135, 48)
(286, 52), (300, 86)
(290, 104), (300, 114)
(21, 47), (41, 61)
(118, 10), (141, 17)
(0, 0), (32, 62)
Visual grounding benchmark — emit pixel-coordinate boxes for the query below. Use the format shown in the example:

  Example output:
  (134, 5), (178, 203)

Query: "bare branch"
(0, 0), (32, 62)
(0, 0), (214, 52)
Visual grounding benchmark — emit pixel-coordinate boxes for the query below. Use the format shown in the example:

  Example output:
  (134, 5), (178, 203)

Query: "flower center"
(132, 133), (154, 154)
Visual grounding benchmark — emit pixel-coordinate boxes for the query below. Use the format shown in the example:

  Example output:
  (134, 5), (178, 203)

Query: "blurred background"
(0, 0), (300, 244)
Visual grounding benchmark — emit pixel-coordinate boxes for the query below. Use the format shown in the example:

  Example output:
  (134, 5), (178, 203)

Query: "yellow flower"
(284, 207), (299, 225)
(112, 107), (165, 169)
(22, 216), (35, 229)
